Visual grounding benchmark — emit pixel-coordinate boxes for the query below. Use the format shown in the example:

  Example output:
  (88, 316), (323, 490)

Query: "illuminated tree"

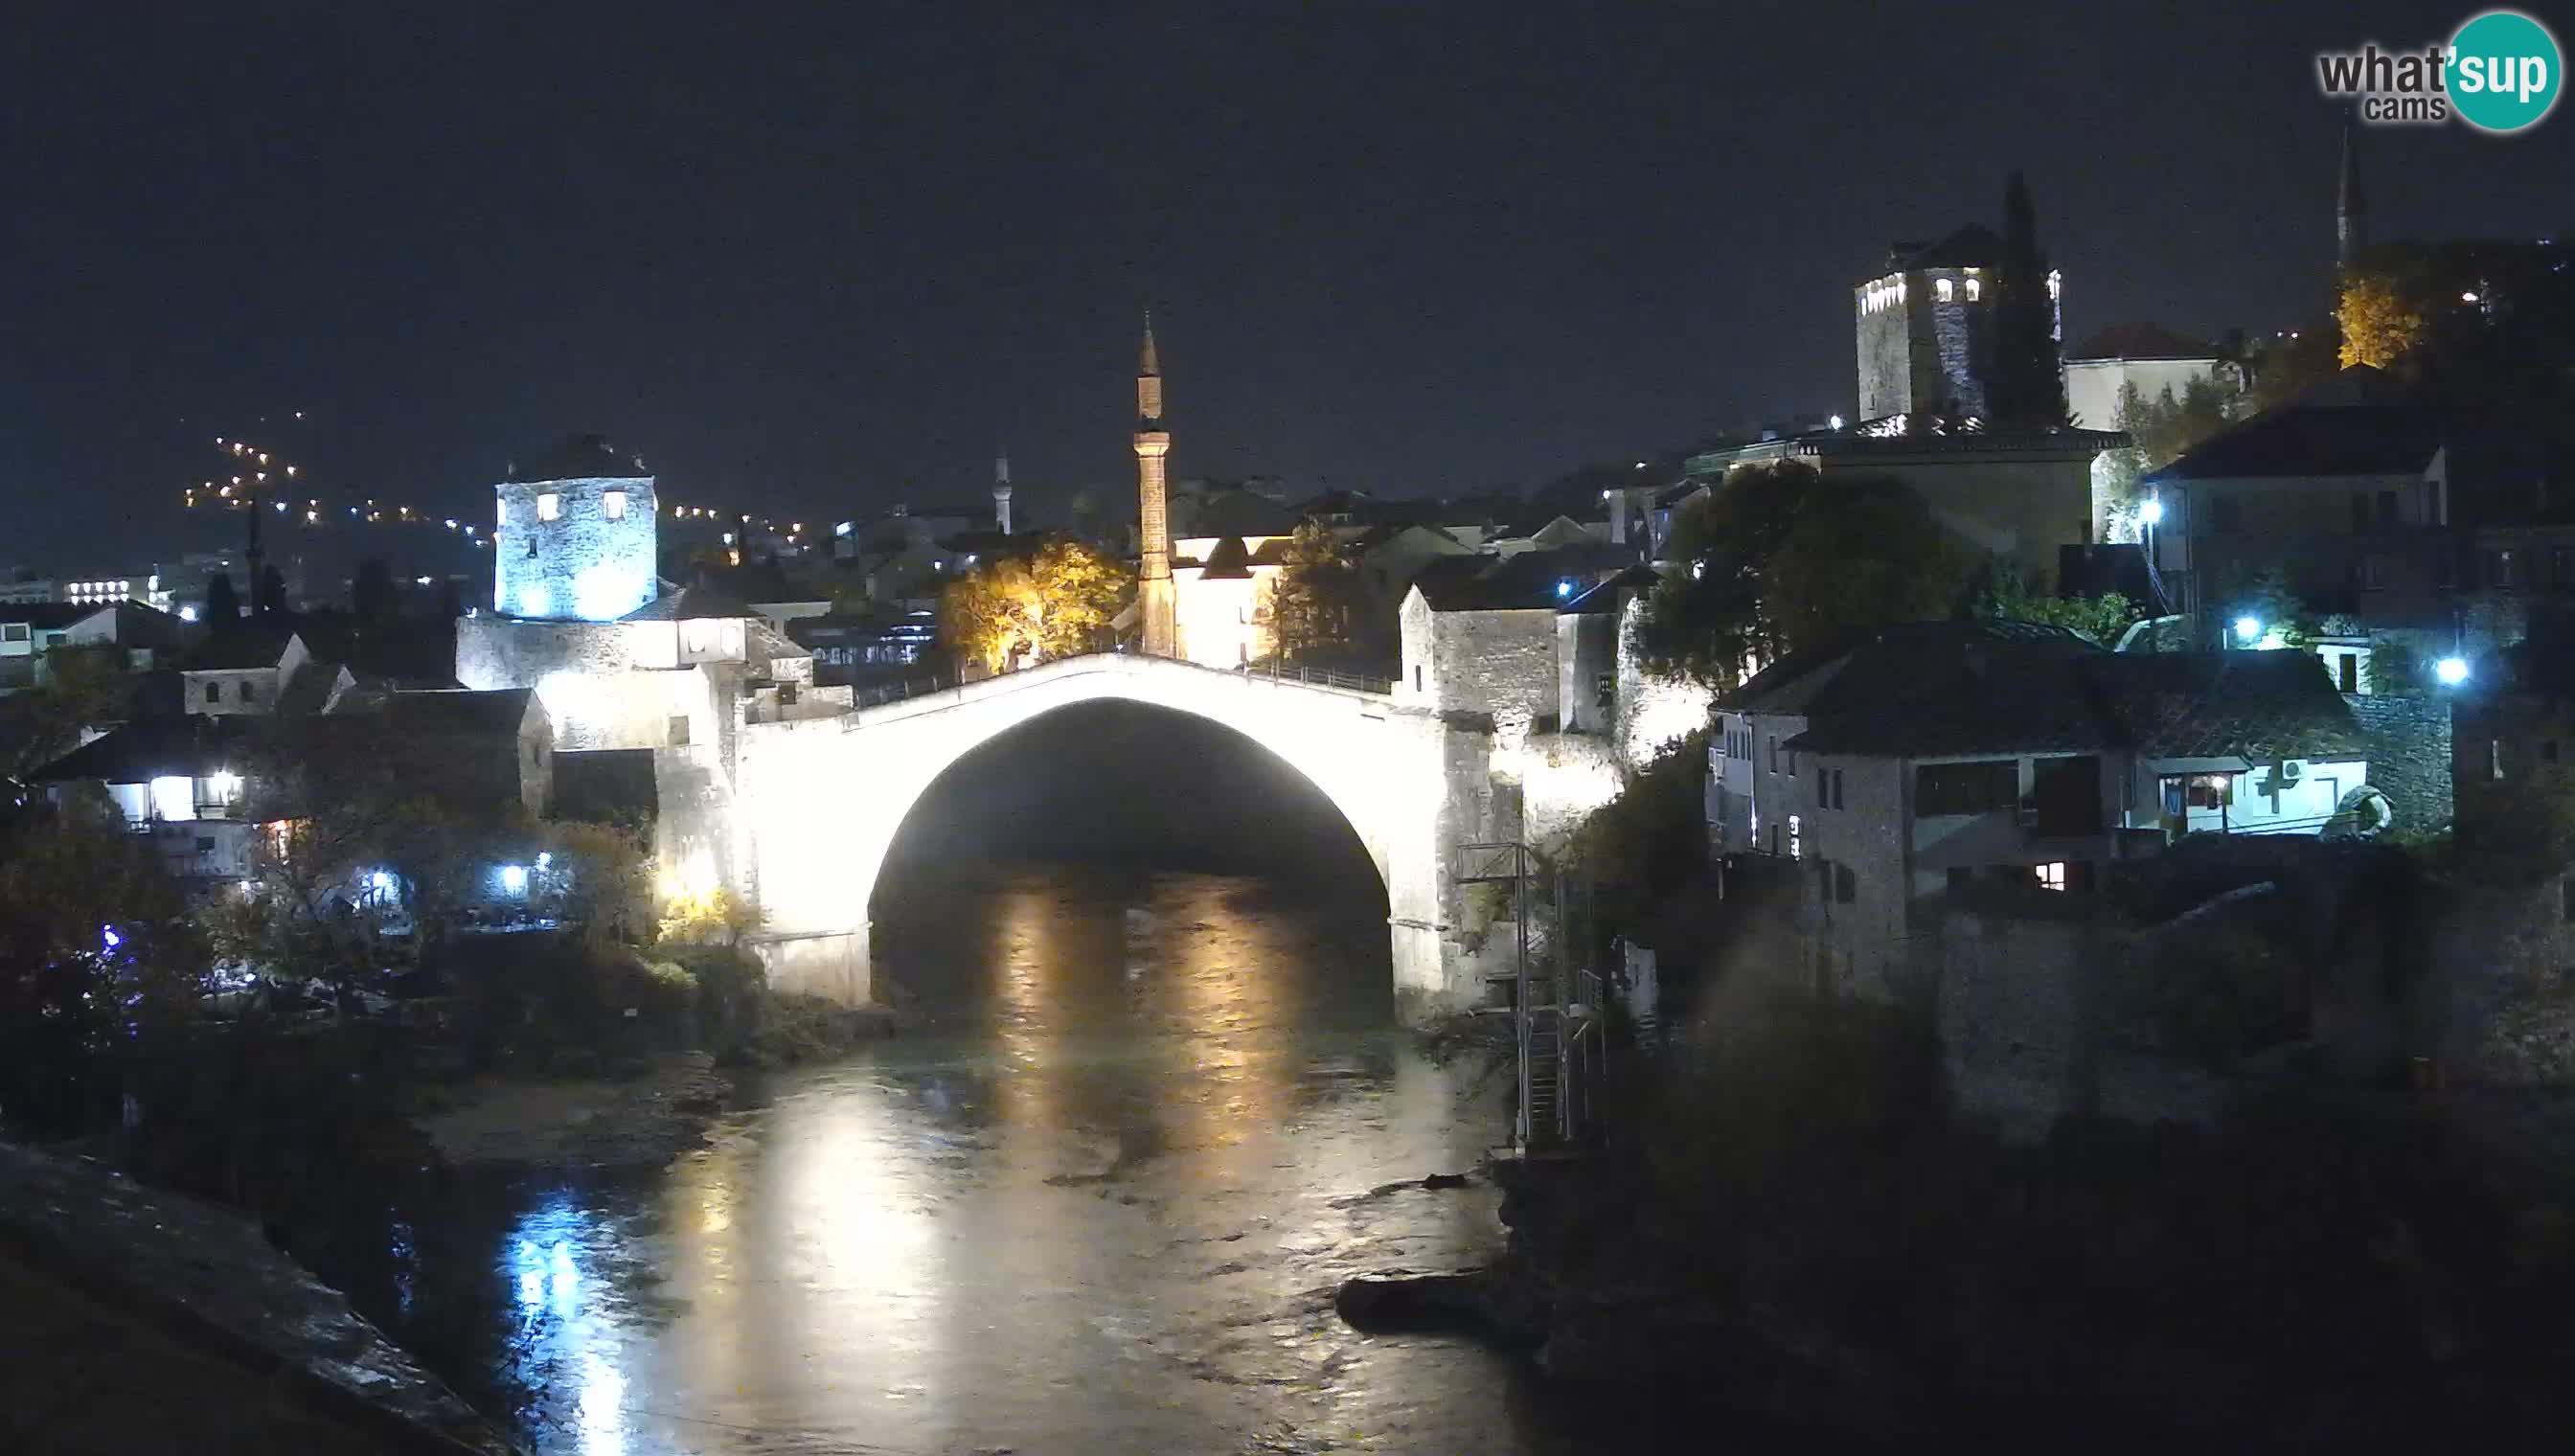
(938, 535), (1128, 672)
(2337, 273), (2427, 369)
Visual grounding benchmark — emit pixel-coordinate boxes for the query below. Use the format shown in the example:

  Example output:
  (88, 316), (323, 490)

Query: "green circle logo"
(2450, 10), (2562, 132)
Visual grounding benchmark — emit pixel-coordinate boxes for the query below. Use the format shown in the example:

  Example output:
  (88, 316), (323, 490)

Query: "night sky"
(4, 2), (2569, 568)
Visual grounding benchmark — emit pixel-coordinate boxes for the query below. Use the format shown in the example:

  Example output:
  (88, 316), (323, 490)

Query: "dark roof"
(620, 585), (756, 622)
(379, 688), (538, 738)
(30, 715), (255, 785)
(1412, 545), (1637, 612)
(1561, 565), (1663, 615)
(1197, 535), (1255, 580)
(181, 627), (299, 671)
(1180, 489), (1298, 539)
(0, 603), (97, 630)
(2145, 388), (2467, 483)
(552, 749), (659, 823)
(2066, 323), (2222, 363)
(2081, 650), (2366, 761)
(1755, 622), (2118, 757)
(1748, 626), (2364, 763)
(507, 433), (649, 483)
(1888, 225), (2006, 272)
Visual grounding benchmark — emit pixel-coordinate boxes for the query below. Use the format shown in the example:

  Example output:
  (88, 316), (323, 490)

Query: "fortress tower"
(1133, 313), (1176, 657)
(491, 433), (658, 622)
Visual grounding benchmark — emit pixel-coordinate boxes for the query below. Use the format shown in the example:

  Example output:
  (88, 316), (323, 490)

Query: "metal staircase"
(1458, 842), (1605, 1157)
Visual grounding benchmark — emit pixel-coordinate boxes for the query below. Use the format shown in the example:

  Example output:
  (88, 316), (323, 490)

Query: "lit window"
(537, 492), (561, 522)
(1787, 814), (1801, 859)
(1936, 278), (1955, 303)
(2035, 862), (2067, 892)
(603, 489), (627, 521)
(498, 499), (509, 527)
(1965, 277), (1982, 302)
(2047, 269), (2062, 302)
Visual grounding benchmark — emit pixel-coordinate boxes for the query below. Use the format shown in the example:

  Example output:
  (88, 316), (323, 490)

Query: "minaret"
(2336, 118), (2367, 269)
(992, 444), (1014, 535)
(1133, 310), (1176, 657)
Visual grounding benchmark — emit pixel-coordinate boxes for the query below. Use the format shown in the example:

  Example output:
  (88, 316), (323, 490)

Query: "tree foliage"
(0, 643), (131, 783)
(1265, 520), (1356, 661)
(1971, 560), (2140, 645)
(203, 570), (241, 625)
(1988, 171), (2068, 427)
(1633, 461), (1963, 689)
(2337, 272), (2428, 370)
(938, 535), (1128, 672)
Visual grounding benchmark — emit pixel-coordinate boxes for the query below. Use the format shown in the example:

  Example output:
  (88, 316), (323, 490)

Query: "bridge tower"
(1134, 311), (1177, 656)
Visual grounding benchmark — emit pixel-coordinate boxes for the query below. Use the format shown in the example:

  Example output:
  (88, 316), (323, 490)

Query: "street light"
(2234, 616), (2263, 644)
(2138, 496), (2165, 527)
(2435, 655), (2471, 686)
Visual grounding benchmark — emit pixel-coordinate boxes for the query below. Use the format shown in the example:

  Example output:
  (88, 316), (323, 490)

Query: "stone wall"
(493, 473), (658, 621)
(2430, 879), (2575, 1085)
(1428, 608), (1559, 741)
(2345, 693), (2453, 830)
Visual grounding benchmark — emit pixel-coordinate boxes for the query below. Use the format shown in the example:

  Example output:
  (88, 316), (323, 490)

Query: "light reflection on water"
(483, 865), (1598, 1455)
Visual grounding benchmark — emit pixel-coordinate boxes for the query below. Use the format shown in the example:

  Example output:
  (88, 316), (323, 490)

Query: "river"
(370, 862), (1663, 1455)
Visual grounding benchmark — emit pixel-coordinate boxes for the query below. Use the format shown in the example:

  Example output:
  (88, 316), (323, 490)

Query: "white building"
(2061, 323), (2236, 434)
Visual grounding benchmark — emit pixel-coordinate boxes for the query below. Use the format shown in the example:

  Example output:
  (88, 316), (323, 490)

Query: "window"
(240, 680), (258, 702)
(2555, 547), (2575, 588)
(2337, 651), (2359, 694)
(0, 623), (25, 644)
(2563, 877), (2575, 924)
(1817, 767), (1828, 807)
(536, 492), (561, 522)
(2486, 548), (2522, 589)
(2492, 738), (2506, 782)
(498, 499), (510, 527)
(1914, 761), (2018, 817)
(2378, 490), (2399, 527)
(2350, 493), (2371, 531)
(2210, 495), (2242, 533)
(1767, 737), (1778, 774)
(1935, 277), (1955, 303)
(1787, 814), (1801, 859)
(669, 715), (692, 746)
(1834, 864), (1856, 903)
(1594, 672), (1614, 709)
(603, 489), (627, 521)
(2184, 773), (2233, 808)
(1413, 666), (1423, 692)
(1965, 277), (1982, 302)
(2034, 861), (2068, 892)
(1831, 769), (1845, 808)
(205, 681), (222, 704)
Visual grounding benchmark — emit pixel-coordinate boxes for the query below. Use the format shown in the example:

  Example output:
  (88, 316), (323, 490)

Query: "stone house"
(177, 628), (356, 717)
(2060, 322), (2236, 434)
(1711, 623), (2372, 997)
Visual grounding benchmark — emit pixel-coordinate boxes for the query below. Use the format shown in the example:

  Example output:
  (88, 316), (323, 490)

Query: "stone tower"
(492, 433), (658, 622)
(993, 444), (1014, 535)
(2336, 119), (2367, 269)
(1133, 312), (1176, 656)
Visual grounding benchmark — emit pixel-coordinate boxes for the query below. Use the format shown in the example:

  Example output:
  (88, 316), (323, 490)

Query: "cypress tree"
(1991, 171), (2069, 428)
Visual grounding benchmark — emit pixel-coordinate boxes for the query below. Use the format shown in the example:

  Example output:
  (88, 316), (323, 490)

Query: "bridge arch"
(733, 654), (1474, 1020)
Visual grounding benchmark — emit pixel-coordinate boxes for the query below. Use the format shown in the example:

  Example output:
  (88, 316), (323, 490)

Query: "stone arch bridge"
(729, 652), (1552, 1023)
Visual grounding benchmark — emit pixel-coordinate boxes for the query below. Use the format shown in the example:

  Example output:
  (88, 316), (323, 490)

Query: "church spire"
(2336, 117), (2367, 268)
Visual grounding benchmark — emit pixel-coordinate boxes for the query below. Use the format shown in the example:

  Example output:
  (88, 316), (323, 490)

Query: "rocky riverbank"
(412, 1050), (735, 1170)
(0, 1141), (521, 1455)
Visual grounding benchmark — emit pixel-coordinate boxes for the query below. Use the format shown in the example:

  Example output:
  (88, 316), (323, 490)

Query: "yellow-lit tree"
(2337, 273), (2427, 369)
(938, 536), (1128, 672)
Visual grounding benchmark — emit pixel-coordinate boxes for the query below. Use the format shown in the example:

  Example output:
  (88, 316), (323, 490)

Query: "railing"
(1236, 660), (1396, 695)
(841, 648), (1396, 711)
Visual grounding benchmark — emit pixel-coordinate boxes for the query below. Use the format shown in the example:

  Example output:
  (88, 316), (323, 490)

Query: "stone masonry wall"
(493, 473), (658, 621)
(2345, 693), (2453, 830)
(1429, 609), (1560, 742)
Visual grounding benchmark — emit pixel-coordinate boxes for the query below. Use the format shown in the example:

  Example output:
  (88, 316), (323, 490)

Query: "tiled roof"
(0, 603), (98, 630)
(2082, 649), (2366, 761)
(379, 688), (538, 738)
(181, 627), (298, 672)
(1179, 489), (1298, 539)
(507, 433), (648, 483)
(620, 585), (756, 622)
(2145, 400), (2460, 483)
(29, 715), (254, 785)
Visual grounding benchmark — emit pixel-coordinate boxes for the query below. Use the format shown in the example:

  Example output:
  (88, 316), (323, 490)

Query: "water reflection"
(469, 865), (1609, 1455)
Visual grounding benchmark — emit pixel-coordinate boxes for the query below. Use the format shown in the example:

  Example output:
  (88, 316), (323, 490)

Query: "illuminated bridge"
(731, 651), (1501, 1024)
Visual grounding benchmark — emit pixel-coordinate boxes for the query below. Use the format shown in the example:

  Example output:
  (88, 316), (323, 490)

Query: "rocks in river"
(1422, 1172), (1470, 1190)
(1333, 1268), (1545, 1348)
